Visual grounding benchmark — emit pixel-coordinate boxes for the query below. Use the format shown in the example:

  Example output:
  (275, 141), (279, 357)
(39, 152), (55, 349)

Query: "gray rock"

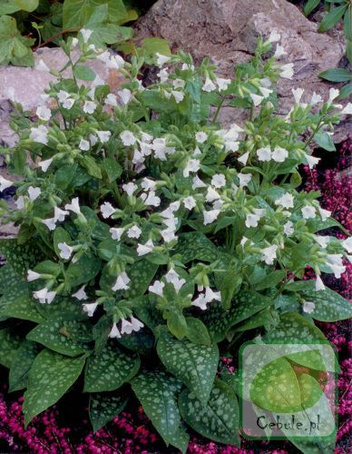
(135, 0), (351, 142)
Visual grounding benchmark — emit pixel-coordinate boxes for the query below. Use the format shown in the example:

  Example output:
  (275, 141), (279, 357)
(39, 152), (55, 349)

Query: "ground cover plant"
(0, 29), (351, 453)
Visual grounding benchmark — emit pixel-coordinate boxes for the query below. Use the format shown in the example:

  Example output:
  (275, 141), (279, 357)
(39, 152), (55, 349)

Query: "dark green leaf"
(344, 6), (352, 41)
(0, 295), (45, 323)
(255, 270), (286, 291)
(102, 158), (122, 183)
(318, 5), (347, 33)
(185, 317), (211, 345)
(304, 0), (321, 16)
(89, 391), (128, 432)
(319, 68), (352, 82)
(0, 328), (22, 368)
(0, 239), (44, 276)
(9, 340), (41, 392)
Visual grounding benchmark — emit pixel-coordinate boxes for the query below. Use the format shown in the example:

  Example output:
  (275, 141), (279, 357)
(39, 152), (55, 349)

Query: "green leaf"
(0, 328), (22, 368)
(102, 158), (122, 183)
(179, 378), (240, 446)
(89, 391), (128, 432)
(265, 312), (326, 343)
(14, 0), (39, 12)
(27, 316), (92, 357)
(314, 130), (336, 152)
(0, 295), (45, 323)
(90, 24), (133, 48)
(79, 155), (102, 178)
(185, 317), (211, 345)
(73, 65), (97, 81)
(255, 270), (286, 291)
(84, 342), (140, 392)
(338, 82), (352, 99)
(66, 253), (101, 287)
(9, 340), (41, 392)
(173, 232), (221, 263)
(344, 5), (352, 41)
(219, 271), (242, 310)
(287, 281), (352, 322)
(63, 0), (103, 28)
(117, 328), (154, 354)
(0, 16), (34, 66)
(167, 311), (188, 340)
(55, 163), (78, 189)
(0, 0), (22, 15)
(346, 39), (352, 65)
(0, 239), (44, 276)
(23, 349), (85, 426)
(157, 329), (219, 405)
(200, 291), (273, 342)
(131, 371), (189, 453)
(0, 263), (28, 295)
(319, 68), (352, 82)
(304, 0), (321, 16)
(232, 307), (276, 332)
(53, 227), (71, 258)
(141, 37), (170, 58)
(318, 4), (347, 33)
(125, 260), (158, 298)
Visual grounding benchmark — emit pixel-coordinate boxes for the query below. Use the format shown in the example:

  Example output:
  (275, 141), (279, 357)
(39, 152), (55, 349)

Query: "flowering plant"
(0, 29), (351, 452)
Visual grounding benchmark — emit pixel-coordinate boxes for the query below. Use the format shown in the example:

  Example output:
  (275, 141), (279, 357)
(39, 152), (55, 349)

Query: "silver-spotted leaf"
(84, 342), (140, 392)
(157, 330), (218, 405)
(9, 340), (41, 392)
(0, 328), (22, 368)
(23, 349), (85, 425)
(0, 239), (44, 276)
(0, 295), (45, 324)
(131, 371), (189, 453)
(89, 391), (128, 432)
(179, 378), (240, 446)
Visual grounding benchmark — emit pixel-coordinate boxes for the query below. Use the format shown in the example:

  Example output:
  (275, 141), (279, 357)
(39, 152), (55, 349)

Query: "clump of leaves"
(0, 29), (351, 453)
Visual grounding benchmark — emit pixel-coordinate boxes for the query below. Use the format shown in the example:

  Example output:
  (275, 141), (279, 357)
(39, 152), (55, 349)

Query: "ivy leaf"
(131, 371), (189, 453)
(23, 349), (85, 426)
(9, 340), (41, 392)
(26, 316), (92, 357)
(89, 391), (128, 432)
(157, 329), (219, 405)
(286, 281), (352, 322)
(0, 16), (34, 67)
(0, 328), (22, 368)
(84, 342), (140, 392)
(0, 239), (44, 276)
(178, 378), (240, 446)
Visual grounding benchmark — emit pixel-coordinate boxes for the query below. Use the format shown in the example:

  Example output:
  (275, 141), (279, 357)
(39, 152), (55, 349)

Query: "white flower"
(268, 30), (280, 43)
(83, 302), (98, 317)
(301, 205), (316, 219)
(203, 209), (220, 225)
(65, 197), (80, 214)
(315, 276), (325, 291)
(211, 173), (226, 188)
(109, 323), (122, 338)
(284, 221), (294, 236)
(141, 178), (156, 191)
(183, 196), (196, 210)
(137, 239), (154, 256)
(58, 242), (73, 260)
(292, 88), (304, 105)
(172, 79), (186, 89)
(245, 213), (261, 228)
(326, 254), (345, 278)
(0, 176), (13, 192)
(305, 154), (320, 169)
(79, 139), (90, 151)
(38, 158), (53, 173)
(120, 130), (136, 146)
(272, 146), (288, 163)
(118, 88), (132, 105)
(148, 280), (165, 296)
(130, 315), (144, 332)
(27, 186), (41, 202)
(216, 77), (231, 91)
(42, 217), (57, 231)
(158, 68), (169, 82)
(261, 245), (278, 265)
(275, 193), (294, 209)
(311, 92), (323, 106)
(33, 287), (56, 304)
(202, 77), (216, 92)
(57, 90), (69, 103)
(127, 225), (142, 239)
(206, 187), (221, 203)
(30, 125), (48, 145)
(238, 173), (252, 188)
(15, 196), (25, 210)
(195, 132), (208, 143)
(342, 237), (352, 253)
(274, 45), (286, 59)
(191, 294), (207, 310)
(183, 159), (200, 178)
(120, 318), (134, 335)
(112, 271), (130, 291)
(250, 93), (264, 106)
(54, 207), (69, 222)
(72, 285), (88, 301)
(315, 236), (330, 249)
(319, 207), (331, 221)
(258, 86), (273, 98)
(161, 201), (180, 218)
(105, 93), (118, 106)
(71, 37), (78, 47)
(36, 105), (51, 121)
(97, 130), (111, 143)
(341, 103), (352, 115)
(122, 182), (138, 196)
(141, 191), (161, 207)
(160, 228), (177, 243)
(238, 152), (249, 165)
(280, 63), (294, 80)
(80, 28), (92, 43)
(204, 287), (221, 303)
(100, 202), (116, 219)
(62, 98), (75, 110)
(27, 270), (41, 282)
(257, 147), (271, 162)
(90, 134), (98, 146)
(105, 54), (125, 70)
(192, 175), (206, 189)
(303, 301), (315, 314)
(328, 88), (339, 104)
(110, 227), (124, 241)
(171, 90), (184, 103)
(83, 101), (97, 114)
(156, 53), (171, 66)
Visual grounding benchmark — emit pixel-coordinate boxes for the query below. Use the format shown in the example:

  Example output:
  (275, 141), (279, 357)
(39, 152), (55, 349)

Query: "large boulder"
(135, 0), (351, 142)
